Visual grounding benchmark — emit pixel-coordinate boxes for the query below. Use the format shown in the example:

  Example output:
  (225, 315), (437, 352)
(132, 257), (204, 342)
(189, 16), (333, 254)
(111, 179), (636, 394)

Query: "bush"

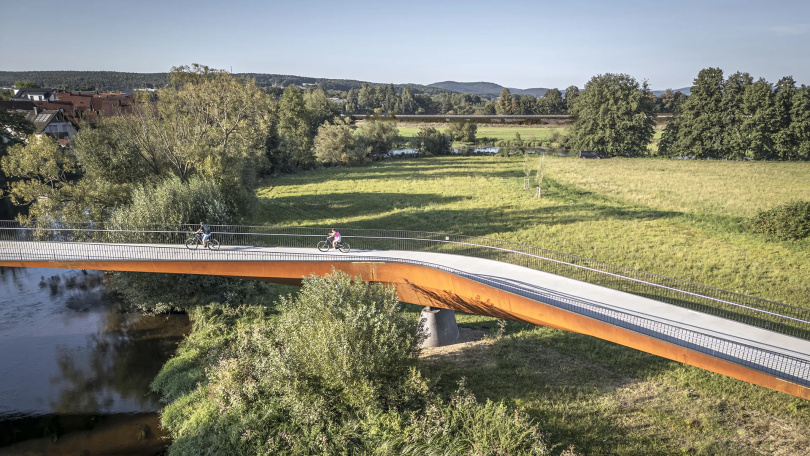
(357, 120), (399, 158)
(153, 271), (563, 455)
(314, 119), (366, 165)
(416, 127), (452, 155)
(361, 383), (558, 455)
(109, 176), (234, 228)
(748, 200), (810, 240)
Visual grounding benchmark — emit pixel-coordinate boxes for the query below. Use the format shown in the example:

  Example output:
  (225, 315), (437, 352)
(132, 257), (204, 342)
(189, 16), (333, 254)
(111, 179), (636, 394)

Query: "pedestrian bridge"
(1, 222), (809, 400)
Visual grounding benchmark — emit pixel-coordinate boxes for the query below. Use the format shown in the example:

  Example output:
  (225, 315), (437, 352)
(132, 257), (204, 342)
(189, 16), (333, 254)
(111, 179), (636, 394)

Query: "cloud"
(769, 24), (808, 36)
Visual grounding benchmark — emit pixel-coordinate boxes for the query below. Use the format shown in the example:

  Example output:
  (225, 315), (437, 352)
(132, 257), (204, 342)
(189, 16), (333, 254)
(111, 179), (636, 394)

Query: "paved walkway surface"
(2, 241), (810, 386)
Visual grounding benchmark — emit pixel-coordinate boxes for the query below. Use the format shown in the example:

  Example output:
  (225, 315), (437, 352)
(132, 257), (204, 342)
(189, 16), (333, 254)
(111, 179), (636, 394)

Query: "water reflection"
(0, 266), (189, 450)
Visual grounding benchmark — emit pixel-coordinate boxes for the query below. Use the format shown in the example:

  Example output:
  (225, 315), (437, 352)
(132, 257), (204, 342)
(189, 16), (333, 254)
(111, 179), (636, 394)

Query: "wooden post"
(536, 186), (542, 198)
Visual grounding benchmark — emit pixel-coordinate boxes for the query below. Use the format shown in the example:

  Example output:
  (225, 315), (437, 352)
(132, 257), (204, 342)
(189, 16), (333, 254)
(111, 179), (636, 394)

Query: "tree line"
(3, 64), (809, 226)
(1, 65), (417, 225)
(1, 70), (689, 117)
(555, 69), (809, 160)
(659, 68), (810, 160)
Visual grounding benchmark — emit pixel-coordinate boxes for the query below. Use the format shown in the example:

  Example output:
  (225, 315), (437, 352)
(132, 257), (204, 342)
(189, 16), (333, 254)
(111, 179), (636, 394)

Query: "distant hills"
(0, 71), (691, 97)
(430, 81), (691, 97)
(428, 81), (551, 97)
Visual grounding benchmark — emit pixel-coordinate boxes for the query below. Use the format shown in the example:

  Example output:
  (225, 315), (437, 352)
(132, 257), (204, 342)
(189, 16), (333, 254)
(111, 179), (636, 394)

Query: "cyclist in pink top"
(328, 228), (341, 249)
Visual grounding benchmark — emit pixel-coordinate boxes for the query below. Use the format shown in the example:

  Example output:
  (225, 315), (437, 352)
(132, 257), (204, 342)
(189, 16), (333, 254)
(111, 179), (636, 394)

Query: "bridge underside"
(3, 257), (809, 400)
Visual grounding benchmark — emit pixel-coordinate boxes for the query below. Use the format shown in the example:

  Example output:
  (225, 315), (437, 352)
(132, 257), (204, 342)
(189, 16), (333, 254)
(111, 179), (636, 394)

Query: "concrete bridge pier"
(419, 306), (459, 348)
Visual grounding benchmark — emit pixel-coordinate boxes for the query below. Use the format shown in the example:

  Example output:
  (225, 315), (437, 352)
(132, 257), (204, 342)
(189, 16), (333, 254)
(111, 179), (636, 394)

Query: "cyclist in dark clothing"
(195, 222), (211, 248)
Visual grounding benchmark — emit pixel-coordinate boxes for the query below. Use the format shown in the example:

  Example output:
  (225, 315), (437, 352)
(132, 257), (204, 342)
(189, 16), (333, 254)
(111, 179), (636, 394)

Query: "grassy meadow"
(254, 155), (810, 455)
(395, 124), (568, 143)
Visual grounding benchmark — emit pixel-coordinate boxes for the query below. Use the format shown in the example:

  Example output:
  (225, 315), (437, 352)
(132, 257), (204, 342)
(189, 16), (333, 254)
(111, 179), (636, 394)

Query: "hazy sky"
(2, 0), (808, 90)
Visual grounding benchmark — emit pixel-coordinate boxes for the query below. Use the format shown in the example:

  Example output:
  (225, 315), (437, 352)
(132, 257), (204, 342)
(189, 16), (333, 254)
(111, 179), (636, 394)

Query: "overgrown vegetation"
(749, 200), (810, 240)
(153, 272), (561, 455)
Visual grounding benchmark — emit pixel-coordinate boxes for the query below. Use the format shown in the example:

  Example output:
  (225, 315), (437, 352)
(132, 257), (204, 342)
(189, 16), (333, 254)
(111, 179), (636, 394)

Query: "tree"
(400, 87), (417, 114)
(276, 85), (315, 169)
(656, 89), (687, 113)
(314, 118), (364, 164)
(564, 85), (580, 113)
(356, 120), (398, 158)
(304, 87), (337, 136)
(357, 83), (376, 112)
(789, 85), (810, 160)
(773, 77), (798, 160)
(345, 88), (359, 114)
(721, 71), (753, 159)
(13, 81), (39, 88)
(659, 68), (726, 158)
(0, 110), (35, 157)
(497, 88), (514, 115)
(569, 73), (656, 157)
(461, 122), (477, 143)
(1, 134), (83, 220)
(415, 127), (452, 155)
(739, 78), (777, 160)
(541, 88), (565, 114)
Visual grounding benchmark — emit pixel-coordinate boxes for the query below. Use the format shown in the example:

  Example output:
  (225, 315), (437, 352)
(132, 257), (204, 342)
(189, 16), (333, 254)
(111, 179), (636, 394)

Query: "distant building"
(12, 88), (56, 102)
(27, 107), (77, 139)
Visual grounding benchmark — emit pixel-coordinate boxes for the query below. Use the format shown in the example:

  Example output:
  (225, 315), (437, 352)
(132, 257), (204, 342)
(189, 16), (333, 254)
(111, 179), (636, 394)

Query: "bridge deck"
(2, 240), (809, 399)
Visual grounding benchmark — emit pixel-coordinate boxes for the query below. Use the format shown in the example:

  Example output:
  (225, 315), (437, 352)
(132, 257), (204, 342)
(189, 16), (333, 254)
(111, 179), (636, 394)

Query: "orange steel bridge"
(1, 222), (809, 400)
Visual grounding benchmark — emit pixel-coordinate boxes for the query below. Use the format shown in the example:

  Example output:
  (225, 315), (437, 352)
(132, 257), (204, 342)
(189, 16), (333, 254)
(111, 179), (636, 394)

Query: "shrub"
(748, 200), (810, 240)
(314, 119), (365, 165)
(108, 176), (234, 228)
(357, 120), (399, 158)
(361, 384), (558, 455)
(416, 127), (452, 155)
(153, 271), (562, 455)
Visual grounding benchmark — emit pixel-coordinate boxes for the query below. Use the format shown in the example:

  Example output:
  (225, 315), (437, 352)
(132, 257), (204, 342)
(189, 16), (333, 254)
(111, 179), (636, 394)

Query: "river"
(0, 266), (190, 455)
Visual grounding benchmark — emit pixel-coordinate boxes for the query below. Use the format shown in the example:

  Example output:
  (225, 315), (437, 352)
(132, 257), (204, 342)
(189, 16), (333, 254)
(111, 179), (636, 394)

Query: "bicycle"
(317, 236), (350, 253)
(185, 232), (220, 250)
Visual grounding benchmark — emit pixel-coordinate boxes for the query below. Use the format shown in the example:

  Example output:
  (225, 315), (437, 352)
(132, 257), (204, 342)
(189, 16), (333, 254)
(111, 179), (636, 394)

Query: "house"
(12, 88), (56, 102)
(26, 108), (78, 139)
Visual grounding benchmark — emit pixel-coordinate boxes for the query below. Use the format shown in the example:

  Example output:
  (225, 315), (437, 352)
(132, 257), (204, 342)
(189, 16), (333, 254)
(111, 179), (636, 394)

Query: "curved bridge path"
(1, 237), (810, 400)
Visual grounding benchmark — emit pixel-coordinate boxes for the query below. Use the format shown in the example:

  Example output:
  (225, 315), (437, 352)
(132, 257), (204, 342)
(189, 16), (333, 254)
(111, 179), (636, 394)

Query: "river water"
(0, 266), (190, 455)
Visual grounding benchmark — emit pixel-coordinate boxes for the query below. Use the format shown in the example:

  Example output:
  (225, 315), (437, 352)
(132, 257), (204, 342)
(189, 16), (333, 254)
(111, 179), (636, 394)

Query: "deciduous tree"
(276, 85), (315, 169)
(569, 73), (656, 157)
(314, 118), (363, 164)
(659, 68), (726, 158)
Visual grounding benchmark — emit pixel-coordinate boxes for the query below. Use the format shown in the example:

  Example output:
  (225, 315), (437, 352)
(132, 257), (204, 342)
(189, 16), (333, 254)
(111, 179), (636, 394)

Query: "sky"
(2, 0), (808, 90)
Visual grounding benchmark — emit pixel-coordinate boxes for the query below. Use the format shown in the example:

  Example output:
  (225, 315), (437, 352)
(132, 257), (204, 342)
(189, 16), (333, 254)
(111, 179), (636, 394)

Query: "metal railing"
(2, 231), (809, 388)
(2, 220), (808, 342)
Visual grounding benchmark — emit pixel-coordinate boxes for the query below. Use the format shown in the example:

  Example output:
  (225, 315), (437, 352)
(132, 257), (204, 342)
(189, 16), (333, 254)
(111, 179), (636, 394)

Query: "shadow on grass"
(419, 325), (680, 455)
(259, 191), (683, 236)
(256, 192), (468, 225)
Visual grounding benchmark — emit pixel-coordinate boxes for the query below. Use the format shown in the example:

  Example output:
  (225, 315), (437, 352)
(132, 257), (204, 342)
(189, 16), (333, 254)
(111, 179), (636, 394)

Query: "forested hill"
(0, 71), (453, 95)
(429, 81), (550, 97)
(0, 71), (169, 92)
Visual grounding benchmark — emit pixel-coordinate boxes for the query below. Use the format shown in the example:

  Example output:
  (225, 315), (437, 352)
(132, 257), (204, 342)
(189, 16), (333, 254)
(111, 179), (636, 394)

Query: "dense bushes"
(152, 271), (560, 455)
(109, 177), (234, 227)
(748, 200), (810, 240)
(415, 127), (452, 155)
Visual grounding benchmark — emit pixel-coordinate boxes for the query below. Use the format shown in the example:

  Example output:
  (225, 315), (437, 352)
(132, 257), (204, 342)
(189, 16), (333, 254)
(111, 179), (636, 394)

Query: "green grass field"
(396, 124), (567, 143)
(254, 155), (810, 455)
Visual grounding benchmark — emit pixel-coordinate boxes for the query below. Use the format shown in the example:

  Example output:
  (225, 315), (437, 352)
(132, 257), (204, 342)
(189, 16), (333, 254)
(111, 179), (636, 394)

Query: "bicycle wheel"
(207, 239), (220, 250)
(339, 243), (350, 253)
(185, 238), (199, 250)
(317, 240), (330, 252)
